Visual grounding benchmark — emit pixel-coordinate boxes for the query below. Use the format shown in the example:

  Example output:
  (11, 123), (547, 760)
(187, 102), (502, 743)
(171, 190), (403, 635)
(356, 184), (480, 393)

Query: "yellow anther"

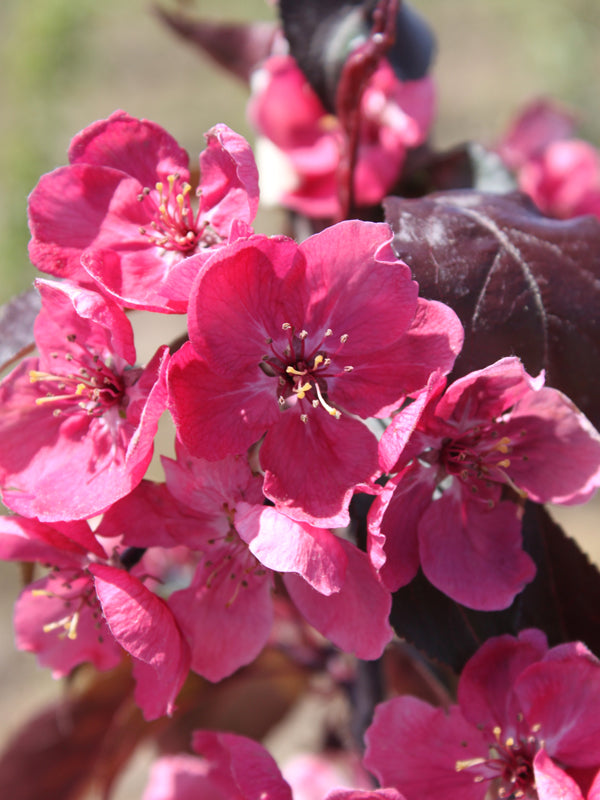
(295, 382), (312, 400)
(497, 459), (511, 468)
(286, 365), (306, 377)
(155, 181), (163, 194)
(495, 436), (512, 454)
(313, 354), (324, 369)
(493, 726), (502, 740)
(319, 113), (338, 132)
(167, 174), (176, 190)
(505, 737), (514, 747)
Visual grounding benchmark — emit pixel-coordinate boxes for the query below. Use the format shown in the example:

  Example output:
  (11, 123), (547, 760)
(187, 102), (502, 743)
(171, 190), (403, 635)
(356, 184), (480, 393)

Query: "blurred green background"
(1, 0), (599, 304)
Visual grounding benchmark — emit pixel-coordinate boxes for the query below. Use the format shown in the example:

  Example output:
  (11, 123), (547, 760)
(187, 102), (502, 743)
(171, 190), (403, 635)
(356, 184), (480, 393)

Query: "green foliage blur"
(0, 0), (598, 304)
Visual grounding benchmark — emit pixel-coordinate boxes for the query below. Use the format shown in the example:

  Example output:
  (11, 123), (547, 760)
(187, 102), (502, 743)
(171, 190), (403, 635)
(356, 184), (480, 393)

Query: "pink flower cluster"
(497, 99), (600, 220)
(248, 54), (435, 218)
(2, 106), (600, 797)
(1, 110), (464, 717)
(138, 630), (600, 800)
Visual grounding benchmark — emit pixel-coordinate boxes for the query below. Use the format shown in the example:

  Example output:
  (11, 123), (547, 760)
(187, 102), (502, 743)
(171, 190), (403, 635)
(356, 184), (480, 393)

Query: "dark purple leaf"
(279, 0), (435, 111)
(384, 190), (600, 429)
(0, 287), (40, 373)
(390, 503), (600, 672)
(155, 8), (277, 84)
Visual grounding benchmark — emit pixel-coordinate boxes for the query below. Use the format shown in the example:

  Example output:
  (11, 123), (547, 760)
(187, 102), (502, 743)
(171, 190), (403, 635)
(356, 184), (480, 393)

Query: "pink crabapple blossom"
(0, 513), (190, 720)
(27, 111), (259, 312)
(497, 99), (600, 220)
(141, 730), (405, 800)
(99, 439), (394, 682)
(0, 279), (169, 521)
(248, 54), (435, 218)
(167, 219), (463, 526)
(364, 629), (600, 800)
(368, 357), (600, 610)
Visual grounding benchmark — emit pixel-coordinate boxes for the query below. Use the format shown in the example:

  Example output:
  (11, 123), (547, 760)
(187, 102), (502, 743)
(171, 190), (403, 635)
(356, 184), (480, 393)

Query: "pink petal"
(167, 342), (278, 460)
(191, 731), (293, 800)
(364, 696), (489, 800)
(457, 630), (548, 733)
(141, 754), (223, 800)
(187, 234), (304, 373)
(68, 110), (190, 187)
(162, 441), (264, 515)
(96, 480), (184, 548)
(91, 563), (190, 719)
(298, 221), (417, 356)
(35, 278), (136, 366)
(435, 356), (539, 426)
(261, 412), (380, 527)
(28, 165), (149, 282)
(284, 537), (392, 660)
(325, 792), (405, 800)
(199, 124), (259, 233)
(497, 98), (575, 169)
(168, 558), (274, 682)
(419, 489), (536, 610)
(533, 749), (585, 800)
(502, 386), (600, 505)
(82, 248), (185, 314)
(378, 371), (446, 472)
(515, 645), (600, 767)
(0, 516), (104, 565)
(235, 503), (347, 594)
(367, 463), (434, 590)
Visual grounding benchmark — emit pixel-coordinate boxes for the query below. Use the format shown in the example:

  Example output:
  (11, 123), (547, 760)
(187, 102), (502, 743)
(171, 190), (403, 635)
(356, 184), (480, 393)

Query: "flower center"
(456, 722), (543, 799)
(259, 322), (354, 422)
(137, 173), (221, 254)
(33, 568), (104, 643)
(441, 426), (516, 505)
(30, 333), (125, 418)
(198, 504), (267, 607)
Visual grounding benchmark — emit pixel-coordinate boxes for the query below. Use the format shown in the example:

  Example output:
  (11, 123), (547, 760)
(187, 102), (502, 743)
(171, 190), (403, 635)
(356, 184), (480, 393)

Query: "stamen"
(314, 383), (341, 418)
(456, 758), (486, 772)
